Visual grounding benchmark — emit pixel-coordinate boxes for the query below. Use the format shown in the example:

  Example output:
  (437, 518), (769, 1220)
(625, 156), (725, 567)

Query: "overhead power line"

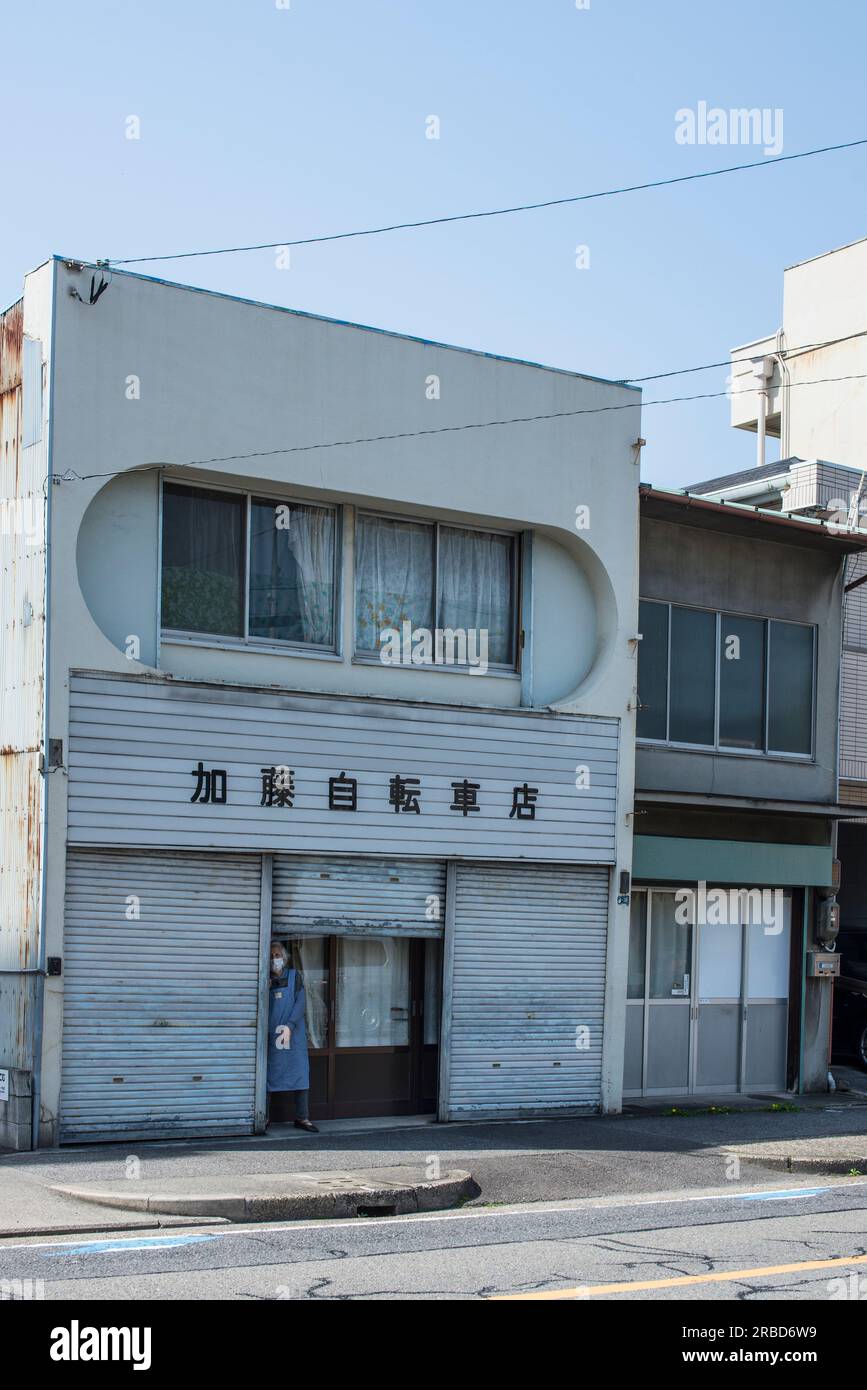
(626, 328), (867, 384)
(57, 370), (867, 484)
(103, 138), (867, 267)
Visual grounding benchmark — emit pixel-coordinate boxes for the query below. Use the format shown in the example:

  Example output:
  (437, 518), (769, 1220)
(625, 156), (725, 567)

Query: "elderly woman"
(267, 940), (318, 1132)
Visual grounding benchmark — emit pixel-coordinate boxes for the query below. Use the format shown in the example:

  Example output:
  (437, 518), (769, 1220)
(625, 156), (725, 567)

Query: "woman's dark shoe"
(294, 1119), (319, 1133)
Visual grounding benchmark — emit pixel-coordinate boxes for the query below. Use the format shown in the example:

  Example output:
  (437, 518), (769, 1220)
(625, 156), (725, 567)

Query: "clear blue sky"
(3, 0), (866, 487)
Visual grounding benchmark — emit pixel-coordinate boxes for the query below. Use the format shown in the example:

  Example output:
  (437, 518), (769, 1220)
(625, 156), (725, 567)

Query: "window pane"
(423, 938), (442, 1044)
(698, 921), (742, 999)
(335, 937), (410, 1047)
(249, 500), (335, 645)
(768, 622), (814, 754)
(628, 894), (647, 999)
(649, 892), (692, 998)
(747, 904), (791, 999)
(669, 607), (716, 745)
(637, 600), (669, 739)
(437, 527), (516, 666)
(719, 614), (765, 749)
(161, 484), (244, 636)
(355, 515), (435, 653)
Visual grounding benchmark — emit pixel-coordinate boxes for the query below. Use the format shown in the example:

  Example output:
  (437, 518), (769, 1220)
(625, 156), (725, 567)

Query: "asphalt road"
(4, 1176), (867, 1301)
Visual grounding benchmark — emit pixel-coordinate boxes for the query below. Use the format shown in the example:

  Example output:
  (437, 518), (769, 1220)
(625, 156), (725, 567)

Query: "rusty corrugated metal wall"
(0, 297), (47, 1074)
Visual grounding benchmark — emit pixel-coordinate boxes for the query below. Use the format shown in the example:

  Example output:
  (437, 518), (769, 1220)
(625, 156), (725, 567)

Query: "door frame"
(638, 885), (695, 1098)
(626, 883), (792, 1099)
(265, 929), (442, 1120)
(254, 854), (273, 1133)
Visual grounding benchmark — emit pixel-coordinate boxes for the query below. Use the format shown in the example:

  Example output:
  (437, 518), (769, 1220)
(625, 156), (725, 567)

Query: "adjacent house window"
(354, 513), (519, 668)
(637, 599), (815, 756)
(669, 606), (716, 746)
(161, 482), (338, 649)
(719, 614), (765, 750)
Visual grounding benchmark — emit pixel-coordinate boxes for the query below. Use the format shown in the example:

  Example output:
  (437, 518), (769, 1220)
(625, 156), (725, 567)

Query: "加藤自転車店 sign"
(67, 674), (619, 864)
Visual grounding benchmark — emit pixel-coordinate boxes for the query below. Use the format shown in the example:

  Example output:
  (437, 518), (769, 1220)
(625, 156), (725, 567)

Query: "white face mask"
(271, 956), (285, 974)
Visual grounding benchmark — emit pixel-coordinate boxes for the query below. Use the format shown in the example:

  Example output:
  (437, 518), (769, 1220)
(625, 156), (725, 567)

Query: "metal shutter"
(272, 855), (446, 938)
(446, 862), (609, 1118)
(61, 850), (263, 1143)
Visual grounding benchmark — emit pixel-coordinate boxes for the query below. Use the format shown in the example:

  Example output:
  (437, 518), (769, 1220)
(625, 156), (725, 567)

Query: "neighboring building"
(728, 237), (867, 475)
(683, 457), (867, 812)
(684, 457), (867, 1019)
(631, 486), (865, 1097)
(725, 233), (867, 813)
(0, 257), (642, 1149)
(694, 236), (867, 990)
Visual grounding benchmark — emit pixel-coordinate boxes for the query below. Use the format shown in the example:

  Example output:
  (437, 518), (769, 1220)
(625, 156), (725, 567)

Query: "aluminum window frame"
(637, 597), (816, 761)
(352, 508), (521, 674)
(159, 475), (342, 657)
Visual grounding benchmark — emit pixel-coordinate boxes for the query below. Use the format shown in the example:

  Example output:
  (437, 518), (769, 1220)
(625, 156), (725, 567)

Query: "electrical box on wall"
(807, 952), (841, 978)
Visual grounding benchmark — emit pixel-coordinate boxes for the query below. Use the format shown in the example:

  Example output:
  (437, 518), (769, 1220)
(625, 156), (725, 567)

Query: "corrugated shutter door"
(447, 862), (609, 1117)
(272, 856), (445, 937)
(61, 850), (262, 1142)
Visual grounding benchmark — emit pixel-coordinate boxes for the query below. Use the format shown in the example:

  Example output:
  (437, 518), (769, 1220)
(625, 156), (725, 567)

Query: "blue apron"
(267, 969), (310, 1092)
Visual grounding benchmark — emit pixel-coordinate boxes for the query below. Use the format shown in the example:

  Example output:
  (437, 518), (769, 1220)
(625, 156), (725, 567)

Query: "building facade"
(629, 487), (864, 1098)
(684, 237), (867, 1059)
(726, 236), (867, 825)
(0, 258), (642, 1148)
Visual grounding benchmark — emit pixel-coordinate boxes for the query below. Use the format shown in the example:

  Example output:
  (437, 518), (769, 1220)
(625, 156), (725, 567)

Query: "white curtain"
(355, 515), (434, 651)
(250, 501), (334, 645)
(437, 526), (513, 664)
(287, 504), (335, 645)
(336, 937), (410, 1047)
(291, 937), (328, 1048)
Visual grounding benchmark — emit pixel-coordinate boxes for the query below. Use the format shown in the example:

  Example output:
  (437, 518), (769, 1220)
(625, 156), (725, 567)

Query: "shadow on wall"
(76, 471), (161, 666)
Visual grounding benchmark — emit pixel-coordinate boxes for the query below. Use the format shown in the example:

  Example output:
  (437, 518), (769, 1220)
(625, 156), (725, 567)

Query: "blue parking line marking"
(42, 1234), (218, 1256)
(738, 1187), (828, 1201)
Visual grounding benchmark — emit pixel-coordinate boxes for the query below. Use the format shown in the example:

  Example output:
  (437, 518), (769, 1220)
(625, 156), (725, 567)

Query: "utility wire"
(626, 328), (867, 384)
(57, 370), (867, 484)
(103, 138), (867, 267)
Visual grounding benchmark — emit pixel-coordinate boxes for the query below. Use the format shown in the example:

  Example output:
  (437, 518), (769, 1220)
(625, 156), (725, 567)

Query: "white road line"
(2, 1178), (866, 1250)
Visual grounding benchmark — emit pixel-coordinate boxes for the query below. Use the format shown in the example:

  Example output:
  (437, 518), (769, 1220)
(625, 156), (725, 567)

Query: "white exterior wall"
(33, 259), (641, 1140)
(730, 238), (867, 470)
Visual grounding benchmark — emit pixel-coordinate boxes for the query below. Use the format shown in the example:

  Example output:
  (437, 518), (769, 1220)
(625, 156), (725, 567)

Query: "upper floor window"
(161, 482), (338, 649)
(637, 599), (815, 757)
(354, 513), (519, 669)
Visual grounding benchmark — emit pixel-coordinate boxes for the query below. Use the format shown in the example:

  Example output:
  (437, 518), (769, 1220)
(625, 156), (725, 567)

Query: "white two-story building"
(0, 258), (641, 1147)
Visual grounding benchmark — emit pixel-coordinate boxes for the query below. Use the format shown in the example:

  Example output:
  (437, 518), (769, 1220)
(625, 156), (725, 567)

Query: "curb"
(731, 1152), (867, 1175)
(50, 1170), (478, 1222)
(0, 1216), (229, 1240)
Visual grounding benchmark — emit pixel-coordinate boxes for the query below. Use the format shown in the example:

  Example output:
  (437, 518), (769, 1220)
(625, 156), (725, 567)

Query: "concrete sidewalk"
(3, 1090), (867, 1237)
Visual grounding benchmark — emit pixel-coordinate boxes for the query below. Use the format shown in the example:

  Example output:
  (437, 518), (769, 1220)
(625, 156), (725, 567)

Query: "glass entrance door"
(694, 919), (744, 1091)
(624, 888), (791, 1097)
(645, 891), (693, 1093)
(271, 935), (441, 1120)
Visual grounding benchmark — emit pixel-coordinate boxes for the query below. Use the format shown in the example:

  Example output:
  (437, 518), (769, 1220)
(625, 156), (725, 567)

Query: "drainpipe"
(753, 357), (774, 468)
(31, 262), (58, 1149)
(798, 890), (808, 1094)
(773, 329), (790, 459)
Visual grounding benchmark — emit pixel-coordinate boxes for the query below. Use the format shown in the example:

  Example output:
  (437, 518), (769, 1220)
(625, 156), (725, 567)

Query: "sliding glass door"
(624, 889), (791, 1097)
